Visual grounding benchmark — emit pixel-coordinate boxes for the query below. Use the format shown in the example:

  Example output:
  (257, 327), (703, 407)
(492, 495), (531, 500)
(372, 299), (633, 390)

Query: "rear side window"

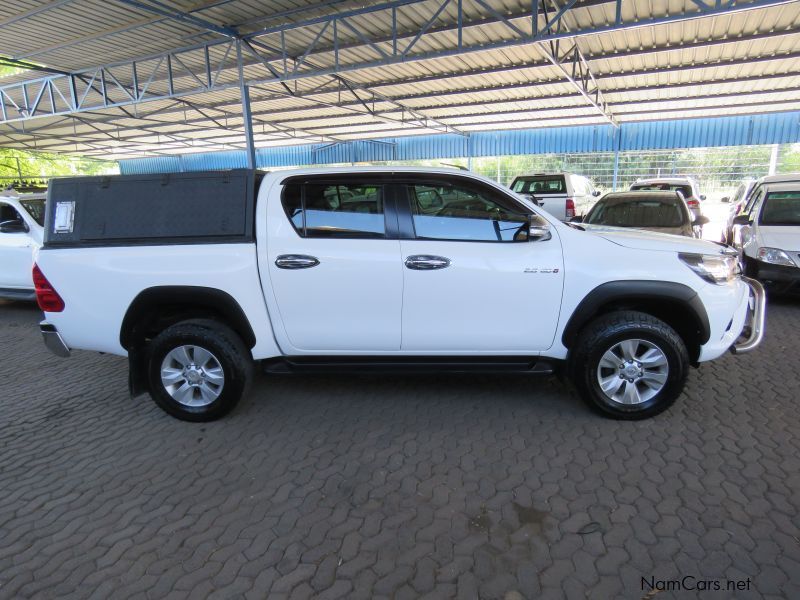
(19, 199), (45, 226)
(512, 176), (566, 194)
(282, 182), (386, 238)
(408, 183), (529, 242)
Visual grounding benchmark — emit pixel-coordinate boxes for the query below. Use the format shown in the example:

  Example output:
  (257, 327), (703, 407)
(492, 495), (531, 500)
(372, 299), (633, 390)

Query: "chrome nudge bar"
(731, 277), (766, 354)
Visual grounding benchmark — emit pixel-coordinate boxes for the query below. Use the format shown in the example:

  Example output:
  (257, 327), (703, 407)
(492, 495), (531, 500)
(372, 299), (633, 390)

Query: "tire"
(147, 319), (253, 422)
(569, 311), (689, 420)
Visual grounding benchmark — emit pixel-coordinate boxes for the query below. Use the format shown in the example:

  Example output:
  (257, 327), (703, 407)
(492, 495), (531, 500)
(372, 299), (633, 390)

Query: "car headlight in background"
(756, 247), (796, 267)
(679, 252), (739, 285)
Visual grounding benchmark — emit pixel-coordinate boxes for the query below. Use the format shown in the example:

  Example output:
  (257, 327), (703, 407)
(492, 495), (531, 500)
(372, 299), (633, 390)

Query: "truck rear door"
(262, 176), (403, 352)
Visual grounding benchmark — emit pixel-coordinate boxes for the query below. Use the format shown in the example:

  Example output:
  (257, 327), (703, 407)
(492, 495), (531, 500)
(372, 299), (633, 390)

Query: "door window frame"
(279, 174), (401, 239)
(393, 174), (535, 243)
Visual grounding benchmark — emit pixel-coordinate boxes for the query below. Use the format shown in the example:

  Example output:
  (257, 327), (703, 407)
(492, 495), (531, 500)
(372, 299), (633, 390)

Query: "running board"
(261, 356), (557, 375)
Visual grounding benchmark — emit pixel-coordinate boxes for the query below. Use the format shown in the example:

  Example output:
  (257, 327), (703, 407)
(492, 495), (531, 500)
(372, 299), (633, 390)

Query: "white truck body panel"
(37, 167), (753, 366)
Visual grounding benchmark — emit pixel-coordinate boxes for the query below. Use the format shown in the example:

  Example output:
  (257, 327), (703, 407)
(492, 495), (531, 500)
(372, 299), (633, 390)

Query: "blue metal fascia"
(118, 111), (800, 175)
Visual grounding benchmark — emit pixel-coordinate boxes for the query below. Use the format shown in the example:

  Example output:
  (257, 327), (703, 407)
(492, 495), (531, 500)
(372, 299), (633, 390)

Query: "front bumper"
(730, 277), (766, 354)
(40, 321), (71, 358)
(749, 259), (800, 294)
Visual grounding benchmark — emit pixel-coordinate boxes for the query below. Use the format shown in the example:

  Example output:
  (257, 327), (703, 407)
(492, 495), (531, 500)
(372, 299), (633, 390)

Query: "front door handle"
(275, 254), (320, 269)
(404, 255), (451, 270)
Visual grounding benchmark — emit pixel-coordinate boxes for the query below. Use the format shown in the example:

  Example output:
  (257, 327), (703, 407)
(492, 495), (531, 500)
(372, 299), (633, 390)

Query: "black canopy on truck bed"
(43, 169), (263, 248)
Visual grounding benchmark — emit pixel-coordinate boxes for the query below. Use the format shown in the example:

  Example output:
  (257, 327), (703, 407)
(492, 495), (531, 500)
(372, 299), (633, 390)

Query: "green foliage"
(0, 149), (116, 184)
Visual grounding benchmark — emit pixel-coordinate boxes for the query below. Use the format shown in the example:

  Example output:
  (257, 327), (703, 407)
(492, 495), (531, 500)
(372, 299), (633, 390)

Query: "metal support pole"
(612, 128), (621, 191)
(236, 40), (256, 170)
(768, 143), (779, 175)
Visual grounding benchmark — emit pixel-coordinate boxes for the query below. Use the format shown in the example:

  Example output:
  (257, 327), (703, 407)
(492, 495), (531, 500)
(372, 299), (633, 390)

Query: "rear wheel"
(147, 319), (252, 421)
(569, 311), (689, 419)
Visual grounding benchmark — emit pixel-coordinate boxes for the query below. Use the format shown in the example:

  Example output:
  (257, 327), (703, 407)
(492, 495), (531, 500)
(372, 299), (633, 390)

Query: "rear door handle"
(275, 254), (320, 269)
(405, 255), (451, 270)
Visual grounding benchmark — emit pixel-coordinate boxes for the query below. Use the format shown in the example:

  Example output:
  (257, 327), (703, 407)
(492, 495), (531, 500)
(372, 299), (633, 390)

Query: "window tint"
(0, 203), (22, 223)
(586, 197), (686, 227)
(19, 199), (45, 226)
(409, 183), (530, 242)
(512, 176), (566, 194)
(760, 192), (800, 225)
(630, 183), (693, 199)
(282, 182), (386, 238)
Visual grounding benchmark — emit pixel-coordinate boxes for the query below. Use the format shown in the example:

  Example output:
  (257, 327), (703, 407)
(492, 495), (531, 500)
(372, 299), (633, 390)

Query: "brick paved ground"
(1, 298), (798, 600)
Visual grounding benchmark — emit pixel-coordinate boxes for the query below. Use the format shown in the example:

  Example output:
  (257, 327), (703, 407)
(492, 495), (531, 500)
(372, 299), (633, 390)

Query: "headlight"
(679, 252), (739, 285)
(756, 247), (796, 267)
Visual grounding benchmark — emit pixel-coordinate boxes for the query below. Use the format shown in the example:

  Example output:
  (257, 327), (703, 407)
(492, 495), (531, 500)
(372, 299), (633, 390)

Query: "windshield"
(586, 196), (686, 228)
(630, 183), (693, 199)
(760, 192), (800, 226)
(19, 198), (45, 226)
(511, 176), (566, 194)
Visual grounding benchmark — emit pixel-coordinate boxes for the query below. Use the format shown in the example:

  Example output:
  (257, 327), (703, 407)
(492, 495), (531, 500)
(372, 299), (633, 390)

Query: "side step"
(261, 356), (558, 375)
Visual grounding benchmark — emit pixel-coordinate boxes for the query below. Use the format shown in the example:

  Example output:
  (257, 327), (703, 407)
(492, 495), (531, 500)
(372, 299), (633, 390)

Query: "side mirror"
(732, 214), (751, 226)
(721, 196), (730, 203)
(570, 215), (584, 223)
(699, 194), (707, 201)
(693, 215), (710, 226)
(0, 219), (28, 234)
(528, 216), (551, 242)
(592, 190), (601, 197)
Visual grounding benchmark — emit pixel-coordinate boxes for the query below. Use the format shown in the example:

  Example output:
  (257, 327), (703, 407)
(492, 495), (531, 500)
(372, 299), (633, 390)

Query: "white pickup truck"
(35, 168), (765, 422)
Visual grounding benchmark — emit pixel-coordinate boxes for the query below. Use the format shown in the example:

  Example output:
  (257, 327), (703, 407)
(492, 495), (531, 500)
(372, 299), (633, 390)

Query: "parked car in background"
(35, 168), (764, 423)
(721, 179), (756, 244)
(0, 192), (46, 301)
(509, 172), (600, 220)
(629, 177), (706, 219)
(572, 191), (707, 237)
(731, 181), (800, 293)
(728, 174), (800, 248)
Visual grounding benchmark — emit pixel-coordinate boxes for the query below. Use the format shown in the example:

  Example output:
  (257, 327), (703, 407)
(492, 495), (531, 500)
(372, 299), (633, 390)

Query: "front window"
(759, 192), (800, 226)
(511, 176), (566, 194)
(19, 199), (45, 226)
(409, 183), (530, 242)
(585, 196), (686, 228)
(282, 182), (386, 238)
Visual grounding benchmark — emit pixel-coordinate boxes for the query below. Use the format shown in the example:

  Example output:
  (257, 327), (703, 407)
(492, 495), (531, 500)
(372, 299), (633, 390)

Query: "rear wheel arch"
(120, 286), (257, 351)
(562, 281), (710, 362)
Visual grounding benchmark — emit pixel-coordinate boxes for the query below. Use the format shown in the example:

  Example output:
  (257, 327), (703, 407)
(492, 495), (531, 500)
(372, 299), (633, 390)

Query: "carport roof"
(0, 0), (798, 160)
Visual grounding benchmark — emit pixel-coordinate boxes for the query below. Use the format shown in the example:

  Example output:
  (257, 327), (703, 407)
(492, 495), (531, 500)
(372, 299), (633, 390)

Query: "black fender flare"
(561, 280), (711, 348)
(119, 286), (256, 350)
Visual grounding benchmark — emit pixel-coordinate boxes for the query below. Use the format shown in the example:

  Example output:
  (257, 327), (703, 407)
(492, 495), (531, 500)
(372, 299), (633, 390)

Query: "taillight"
(686, 198), (700, 209)
(565, 198), (575, 219)
(32, 264), (65, 312)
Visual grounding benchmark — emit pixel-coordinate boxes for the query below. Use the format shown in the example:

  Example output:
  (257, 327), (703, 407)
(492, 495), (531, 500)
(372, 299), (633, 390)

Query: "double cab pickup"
(35, 168), (764, 421)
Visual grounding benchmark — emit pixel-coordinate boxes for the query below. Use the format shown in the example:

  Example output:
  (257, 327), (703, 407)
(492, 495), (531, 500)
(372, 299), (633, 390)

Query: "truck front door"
(397, 178), (564, 352)
(263, 177), (403, 352)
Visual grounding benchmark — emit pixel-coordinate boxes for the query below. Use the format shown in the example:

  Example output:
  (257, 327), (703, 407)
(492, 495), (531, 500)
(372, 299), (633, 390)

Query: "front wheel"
(569, 311), (689, 419)
(147, 319), (252, 421)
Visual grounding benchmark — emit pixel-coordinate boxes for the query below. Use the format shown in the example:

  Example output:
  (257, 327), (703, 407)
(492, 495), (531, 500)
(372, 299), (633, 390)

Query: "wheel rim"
(160, 345), (225, 407)
(596, 338), (669, 406)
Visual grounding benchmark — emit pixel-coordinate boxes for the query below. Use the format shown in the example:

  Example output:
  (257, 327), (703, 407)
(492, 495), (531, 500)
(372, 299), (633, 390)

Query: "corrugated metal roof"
(1, 0), (799, 159)
(118, 110), (800, 173)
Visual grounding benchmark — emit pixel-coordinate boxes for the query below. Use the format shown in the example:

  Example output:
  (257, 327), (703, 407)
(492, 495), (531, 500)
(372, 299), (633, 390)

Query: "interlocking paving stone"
(1, 297), (799, 599)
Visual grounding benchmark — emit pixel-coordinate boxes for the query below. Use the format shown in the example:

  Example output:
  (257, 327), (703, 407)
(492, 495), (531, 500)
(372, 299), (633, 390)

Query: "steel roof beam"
(0, 0), (791, 125)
